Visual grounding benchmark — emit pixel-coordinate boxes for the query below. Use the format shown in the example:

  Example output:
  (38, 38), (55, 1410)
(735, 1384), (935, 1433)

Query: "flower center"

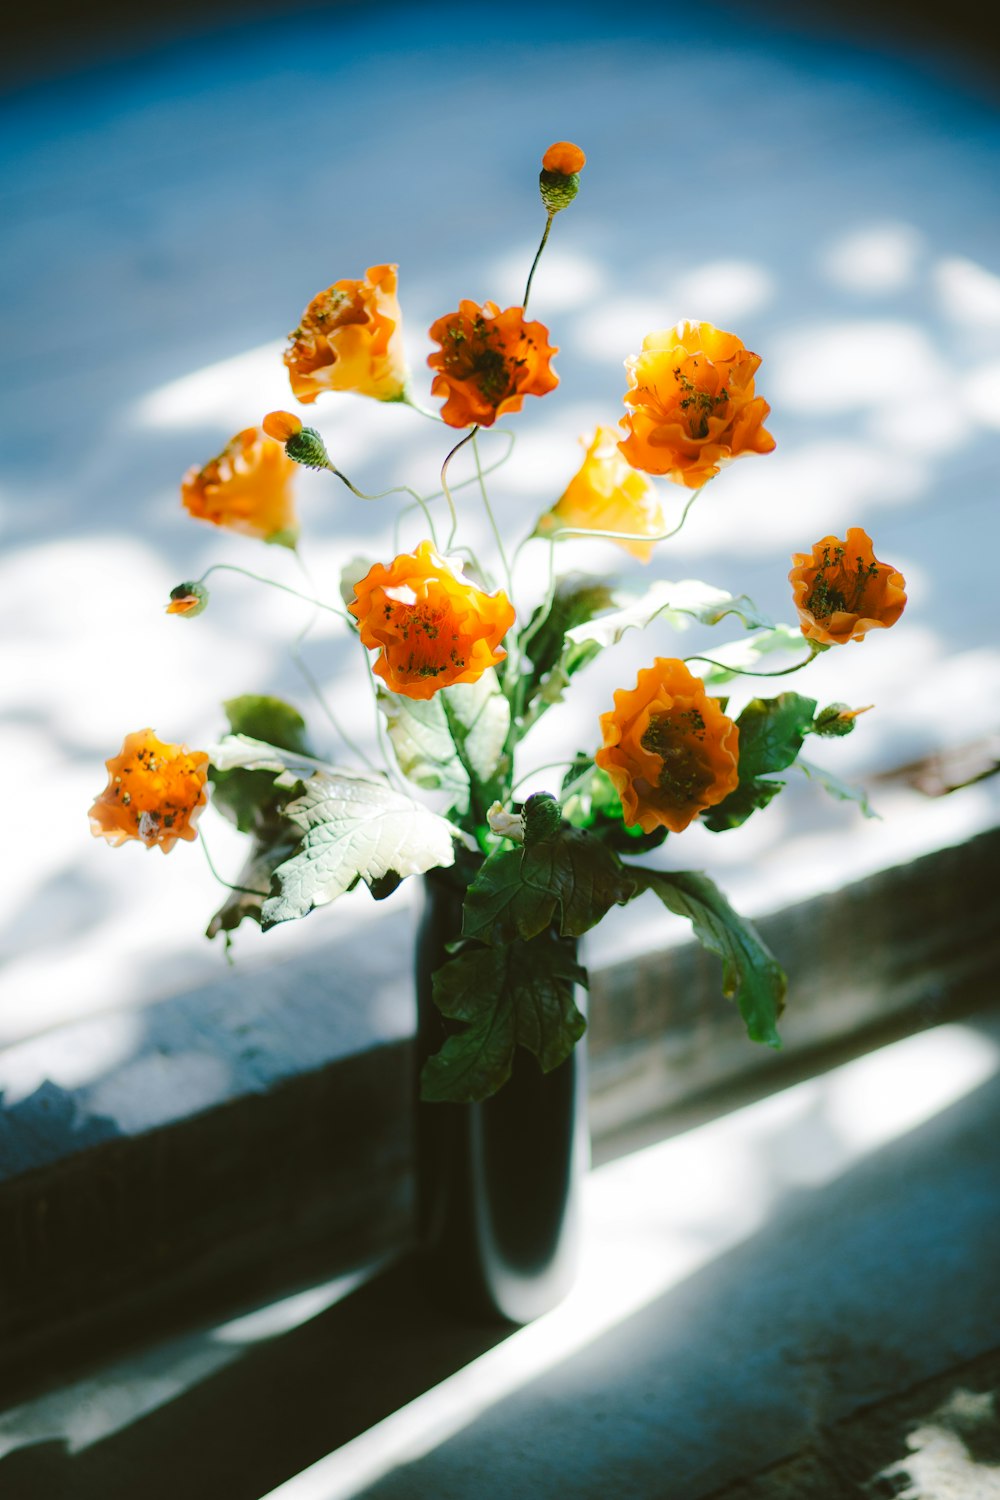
(805, 545), (881, 620)
(641, 709), (714, 806)
(443, 317), (521, 407)
(672, 363), (730, 439)
(385, 598), (467, 681)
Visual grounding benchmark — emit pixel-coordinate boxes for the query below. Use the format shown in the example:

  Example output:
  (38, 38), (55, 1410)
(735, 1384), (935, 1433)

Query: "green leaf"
(625, 867), (785, 1047)
(379, 670), (510, 809)
(521, 574), (617, 699)
(795, 756), (880, 820)
(420, 931), (588, 1102)
(261, 770), (456, 927)
(691, 624), (812, 687)
(702, 692), (818, 832)
(462, 825), (636, 944)
(209, 697), (312, 834)
(564, 579), (773, 656)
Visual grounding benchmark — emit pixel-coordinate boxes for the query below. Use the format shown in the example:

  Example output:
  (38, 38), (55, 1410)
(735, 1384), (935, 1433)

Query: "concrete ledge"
(0, 825), (998, 1397)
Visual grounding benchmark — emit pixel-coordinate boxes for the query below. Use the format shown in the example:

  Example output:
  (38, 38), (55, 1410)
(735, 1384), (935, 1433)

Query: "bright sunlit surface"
(2, 3), (999, 1039)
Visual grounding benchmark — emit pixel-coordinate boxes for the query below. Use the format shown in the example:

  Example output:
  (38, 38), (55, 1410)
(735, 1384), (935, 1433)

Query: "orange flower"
(427, 301), (558, 428)
(348, 540), (516, 700)
(618, 321), (775, 488)
(536, 427), (666, 561)
(542, 141), (586, 174)
(285, 264), (408, 404)
(181, 427), (299, 547)
(89, 730), (209, 853)
(789, 528), (907, 645)
(596, 658), (739, 834)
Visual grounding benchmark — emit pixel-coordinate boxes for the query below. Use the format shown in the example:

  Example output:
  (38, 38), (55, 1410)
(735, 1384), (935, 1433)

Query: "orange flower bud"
(166, 581), (209, 617)
(536, 427), (665, 561)
(285, 264), (409, 404)
(89, 730), (209, 853)
(181, 427), (299, 548)
(596, 658), (739, 834)
(619, 322), (775, 488)
(348, 540), (515, 700)
(789, 529), (906, 645)
(427, 301), (558, 429)
(542, 141), (586, 174)
(262, 410), (303, 443)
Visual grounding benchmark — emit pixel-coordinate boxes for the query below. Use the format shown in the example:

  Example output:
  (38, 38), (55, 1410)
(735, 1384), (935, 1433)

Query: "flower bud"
(487, 801), (525, 843)
(262, 410), (303, 443)
(812, 702), (874, 737)
(523, 791), (563, 844)
(166, 581), (209, 617)
(285, 425), (333, 470)
(539, 141), (586, 214)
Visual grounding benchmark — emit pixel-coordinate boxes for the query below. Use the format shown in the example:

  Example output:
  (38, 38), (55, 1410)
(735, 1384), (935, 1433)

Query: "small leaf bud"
(523, 791), (563, 844)
(812, 702), (874, 737)
(166, 581), (209, 618)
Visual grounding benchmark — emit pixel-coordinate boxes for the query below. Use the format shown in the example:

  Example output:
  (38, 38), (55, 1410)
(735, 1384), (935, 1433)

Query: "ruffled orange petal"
(595, 658), (739, 833)
(181, 428), (299, 547)
(536, 427), (665, 561)
(285, 264), (409, 404)
(427, 300), (558, 429)
(89, 730), (209, 853)
(789, 528), (907, 645)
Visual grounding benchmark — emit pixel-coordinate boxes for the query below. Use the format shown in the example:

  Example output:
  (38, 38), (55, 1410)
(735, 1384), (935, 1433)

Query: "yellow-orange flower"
(427, 301), (558, 428)
(789, 528), (907, 645)
(596, 658), (739, 834)
(89, 730), (209, 853)
(348, 540), (516, 700)
(285, 264), (408, 404)
(536, 427), (666, 561)
(618, 321), (775, 488)
(542, 141), (586, 174)
(181, 427), (299, 547)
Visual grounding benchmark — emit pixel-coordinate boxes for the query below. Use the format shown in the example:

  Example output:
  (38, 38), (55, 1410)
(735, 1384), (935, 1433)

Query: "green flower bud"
(165, 581), (209, 618)
(285, 426), (332, 470)
(523, 791), (563, 844)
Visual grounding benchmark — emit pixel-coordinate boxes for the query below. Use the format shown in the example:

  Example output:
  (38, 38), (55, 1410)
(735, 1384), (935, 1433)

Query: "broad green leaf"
(420, 932), (588, 1102)
(209, 696), (312, 834)
(206, 820), (302, 937)
(702, 692), (818, 832)
(625, 867), (785, 1047)
(795, 756), (880, 820)
(261, 770), (456, 927)
(690, 624), (812, 687)
(462, 825), (636, 944)
(379, 671), (510, 808)
(564, 579), (773, 655)
(521, 574), (616, 694)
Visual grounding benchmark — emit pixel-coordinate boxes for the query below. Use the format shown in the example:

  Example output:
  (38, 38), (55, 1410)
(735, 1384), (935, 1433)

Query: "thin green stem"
(200, 832), (267, 899)
(440, 429), (476, 552)
(511, 758), (579, 794)
(541, 484), (706, 548)
(362, 653), (408, 793)
(332, 470), (439, 550)
(685, 642), (824, 678)
(195, 563), (352, 624)
(523, 212), (555, 311)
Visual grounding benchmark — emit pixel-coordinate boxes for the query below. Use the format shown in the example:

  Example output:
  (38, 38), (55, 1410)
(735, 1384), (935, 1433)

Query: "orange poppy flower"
(618, 321), (775, 488)
(595, 658), (740, 834)
(285, 264), (409, 404)
(89, 730), (209, 853)
(426, 301), (558, 428)
(789, 528), (907, 645)
(348, 540), (516, 700)
(536, 426), (666, 561)
(181, 427), (299, 547)
(542, 141), (586, 175)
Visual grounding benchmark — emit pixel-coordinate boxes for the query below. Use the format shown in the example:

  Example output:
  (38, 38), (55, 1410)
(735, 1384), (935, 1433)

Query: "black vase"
(414, 871), (588, 1324)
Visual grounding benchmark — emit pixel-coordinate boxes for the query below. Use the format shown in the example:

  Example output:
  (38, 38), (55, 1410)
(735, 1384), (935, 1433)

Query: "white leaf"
(564, 579), (772, 653)
(207, 733), (328, 775)
(379, 671), (510, 806)
(262, 769), (456, 926)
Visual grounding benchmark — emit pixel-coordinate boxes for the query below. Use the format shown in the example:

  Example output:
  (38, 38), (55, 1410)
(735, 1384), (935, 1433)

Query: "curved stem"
(332, 469), (439, 550)
(195, 562), (352, 624)
(200, 832), (267, 898)
(440, 429), (477, 551)
(523, 212), (555, 311)
(511, 758), (579, 794)
(685, 642), (823, 678)
(541, 484), (706, 548)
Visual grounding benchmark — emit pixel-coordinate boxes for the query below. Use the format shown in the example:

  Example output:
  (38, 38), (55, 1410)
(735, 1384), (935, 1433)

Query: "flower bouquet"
(90, 141), (905, 1314)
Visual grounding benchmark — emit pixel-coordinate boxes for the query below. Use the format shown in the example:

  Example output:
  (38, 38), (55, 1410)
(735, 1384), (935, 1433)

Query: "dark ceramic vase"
(414, 871), (588, 1324)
